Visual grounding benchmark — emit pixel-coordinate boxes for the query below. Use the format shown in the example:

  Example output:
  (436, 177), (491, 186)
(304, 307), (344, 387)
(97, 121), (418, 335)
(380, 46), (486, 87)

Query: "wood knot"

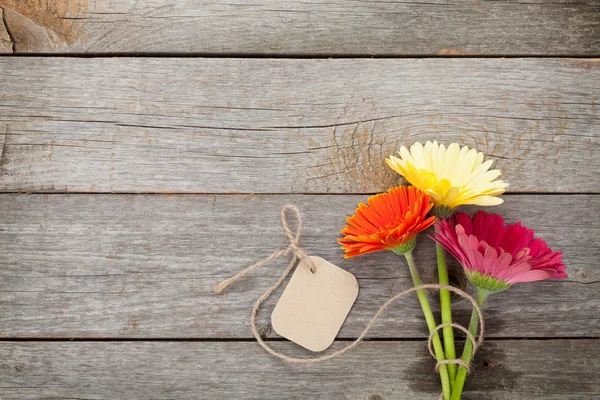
(573, 268), (591, 283)
(306, 122), (400, 192)
(14, 363), (24, 372)
(482, 359), (503, 369)
(0, 8), (13, 53)
(0, 3), (86, 53)
(121, 317), (138, 335)
(368, 394), (385, 400)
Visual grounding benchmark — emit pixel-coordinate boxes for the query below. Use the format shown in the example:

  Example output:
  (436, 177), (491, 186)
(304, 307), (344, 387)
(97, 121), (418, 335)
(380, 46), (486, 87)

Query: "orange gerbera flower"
(339, 186), (436, 258)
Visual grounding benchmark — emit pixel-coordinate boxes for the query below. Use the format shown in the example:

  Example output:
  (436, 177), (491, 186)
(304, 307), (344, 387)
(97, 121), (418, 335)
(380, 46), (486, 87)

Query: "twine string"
(429, 323), (478, 371)
(214, 204), (484, 372)
(214, 205), (315, 295)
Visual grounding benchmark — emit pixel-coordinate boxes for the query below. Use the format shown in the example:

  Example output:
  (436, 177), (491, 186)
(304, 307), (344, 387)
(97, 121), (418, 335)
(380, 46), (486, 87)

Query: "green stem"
(436, 242), (457, 387)
(404, 251), (451, 400)
(451, 289), (488, 400)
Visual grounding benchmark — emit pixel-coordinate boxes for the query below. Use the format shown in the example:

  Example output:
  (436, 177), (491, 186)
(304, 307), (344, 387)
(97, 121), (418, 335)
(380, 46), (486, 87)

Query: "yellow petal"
(411, 142), (427, 169)
(467, 196), (505, 206)
(443, 143), (460, 180)
(385, 140), (508, 209)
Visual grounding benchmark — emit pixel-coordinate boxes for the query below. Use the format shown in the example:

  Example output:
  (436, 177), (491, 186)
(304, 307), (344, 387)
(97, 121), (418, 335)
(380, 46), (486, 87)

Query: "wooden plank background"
(0, 0), (598, 398)
(0, 194), (597, 339)
(0, 1), (598, 55)
(1, 58), (598, 193)
(1, 341), (598, 399)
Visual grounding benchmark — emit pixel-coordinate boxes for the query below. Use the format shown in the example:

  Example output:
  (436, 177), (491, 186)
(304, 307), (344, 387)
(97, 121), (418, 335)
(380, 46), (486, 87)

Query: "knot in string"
(215, 205), (484, 377)
(214, 204), (315, 294)
(429, 323), (479, 373)
(280, 205), (315, 273)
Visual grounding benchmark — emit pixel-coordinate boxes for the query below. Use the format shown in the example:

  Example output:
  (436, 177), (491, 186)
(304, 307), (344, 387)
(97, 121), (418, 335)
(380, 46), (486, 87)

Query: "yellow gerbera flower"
(386, 141), (509, 216)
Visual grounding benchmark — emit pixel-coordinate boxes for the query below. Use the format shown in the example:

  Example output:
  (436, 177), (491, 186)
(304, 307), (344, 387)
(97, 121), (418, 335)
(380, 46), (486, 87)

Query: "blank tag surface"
(271, 256), (359, 352)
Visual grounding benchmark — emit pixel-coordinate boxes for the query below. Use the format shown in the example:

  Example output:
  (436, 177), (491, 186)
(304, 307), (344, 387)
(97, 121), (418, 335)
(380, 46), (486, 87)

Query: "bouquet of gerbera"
(339, 141), (567, 400)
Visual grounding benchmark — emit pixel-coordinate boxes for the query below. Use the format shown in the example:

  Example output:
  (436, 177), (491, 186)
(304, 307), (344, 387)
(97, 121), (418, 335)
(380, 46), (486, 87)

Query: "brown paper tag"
(271, 256), (359, 352)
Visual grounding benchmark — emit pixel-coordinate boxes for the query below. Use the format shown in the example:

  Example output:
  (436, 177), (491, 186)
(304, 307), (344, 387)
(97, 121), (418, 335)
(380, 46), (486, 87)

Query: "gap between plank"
(0, 337), (597, 342)
(1, 53), (599, 59)
(0, 192), (598, 196)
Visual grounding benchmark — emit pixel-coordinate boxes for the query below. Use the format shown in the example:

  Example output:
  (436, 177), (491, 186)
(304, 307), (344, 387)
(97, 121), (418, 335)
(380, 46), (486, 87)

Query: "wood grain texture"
(0, 340), (598, 399)
(0, 1), (598, 55)
(0, 193), (597, 339)
(0, 7), (13, 53)
(1, 58), (599, 193)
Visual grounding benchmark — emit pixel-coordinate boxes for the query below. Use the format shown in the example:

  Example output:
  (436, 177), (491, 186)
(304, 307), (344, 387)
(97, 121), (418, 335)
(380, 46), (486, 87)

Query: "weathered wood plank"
(0, 58), (598, 193)
(0, 1), (598, 55)
(0, 8), (13, 53)
(0, 194), (597, 339)
(0, 340), (598, 399)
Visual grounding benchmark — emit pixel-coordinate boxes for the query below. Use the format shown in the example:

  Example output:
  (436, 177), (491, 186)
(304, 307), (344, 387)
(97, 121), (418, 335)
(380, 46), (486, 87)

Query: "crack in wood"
(0, 125), (8, 169)
(0, 7), (15, 54)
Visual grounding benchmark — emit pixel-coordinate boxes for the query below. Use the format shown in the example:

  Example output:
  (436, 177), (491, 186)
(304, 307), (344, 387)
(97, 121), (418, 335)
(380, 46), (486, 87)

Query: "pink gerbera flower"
(431, 211), (567, 292)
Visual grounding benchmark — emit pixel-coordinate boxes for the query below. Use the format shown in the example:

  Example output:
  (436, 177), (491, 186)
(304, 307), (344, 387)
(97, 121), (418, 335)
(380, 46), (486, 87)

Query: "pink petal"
(507, 270), (551, 284)
(483, 245), (498, 275)
(496, 259), (530, 281)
